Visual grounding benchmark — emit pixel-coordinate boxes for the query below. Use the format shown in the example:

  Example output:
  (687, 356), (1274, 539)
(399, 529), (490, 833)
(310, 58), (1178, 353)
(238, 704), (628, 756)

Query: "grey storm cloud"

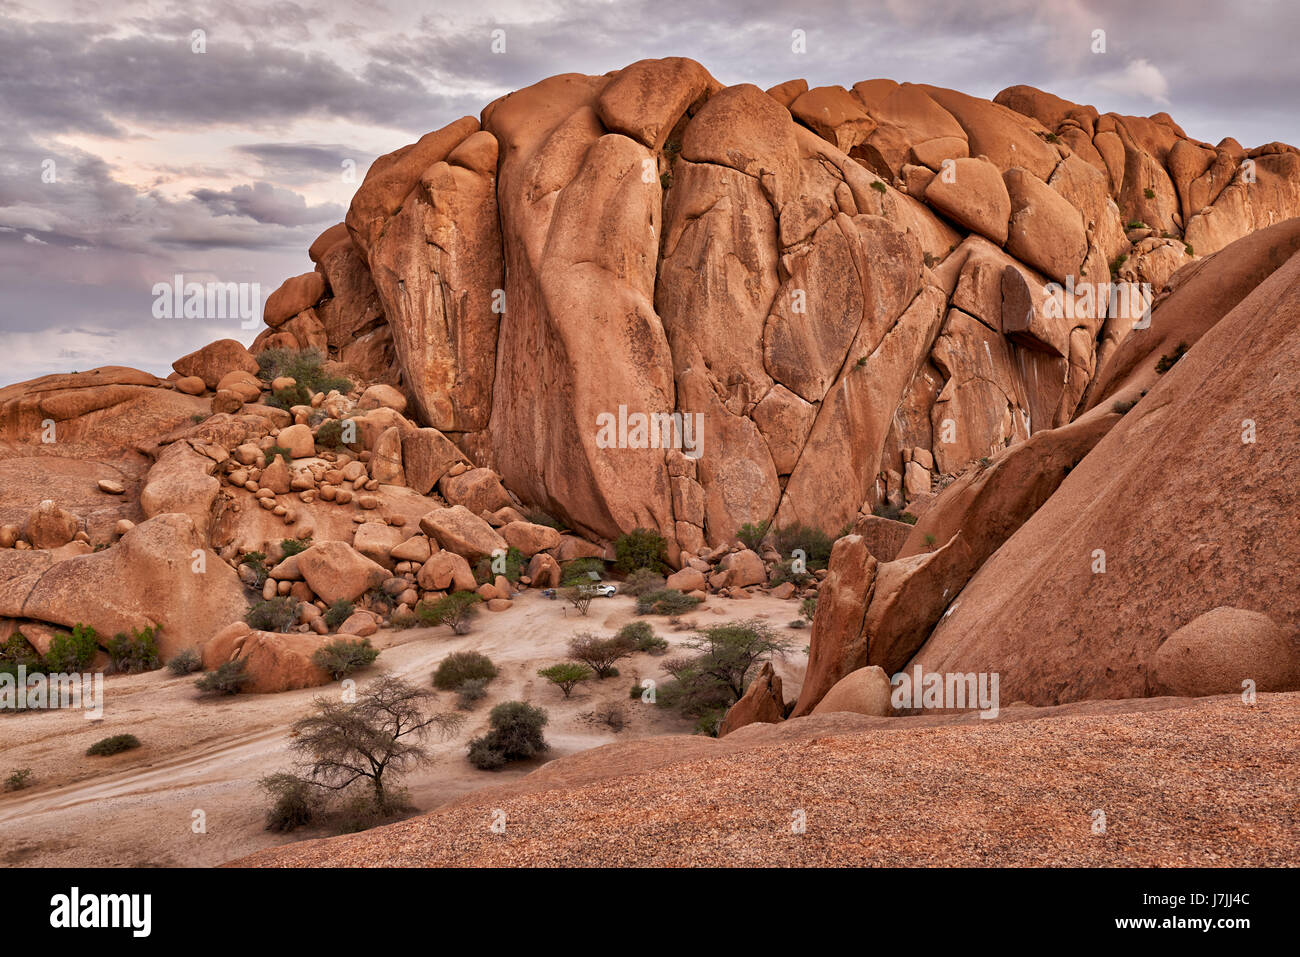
(190, 181), (345, 227)
(2, 0), (1298, 386)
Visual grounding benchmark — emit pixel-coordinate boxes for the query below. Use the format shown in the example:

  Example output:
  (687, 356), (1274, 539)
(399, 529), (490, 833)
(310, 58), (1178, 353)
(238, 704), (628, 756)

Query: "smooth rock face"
(812, 665), (893, 716)
(1150, 607), (1298, 697)
(296, 540), (389, 603)
(419, 506), (506, 562)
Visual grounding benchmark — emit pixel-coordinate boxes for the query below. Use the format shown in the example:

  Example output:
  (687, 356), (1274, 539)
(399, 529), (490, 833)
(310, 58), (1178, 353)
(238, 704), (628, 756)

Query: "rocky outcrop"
(717, 661), (786, 736)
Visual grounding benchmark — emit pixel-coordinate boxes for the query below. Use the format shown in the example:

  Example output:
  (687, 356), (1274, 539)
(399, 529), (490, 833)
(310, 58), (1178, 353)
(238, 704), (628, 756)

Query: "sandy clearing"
(0, 589), (807, 867)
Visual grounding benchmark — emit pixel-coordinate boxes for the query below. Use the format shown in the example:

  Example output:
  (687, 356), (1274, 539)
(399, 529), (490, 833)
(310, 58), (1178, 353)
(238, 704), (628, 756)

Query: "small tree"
(288, 674), (464, 813)
(105, 626), (161, 674)
(417, 591), (481, 634)
(800, 596), (818, 622)
(736, 520), (771, 552)
(537, 662), (594, 698)
(568, 632), (635, 678)
(564, 585), (594, 617)
(44, 624), (99, 672)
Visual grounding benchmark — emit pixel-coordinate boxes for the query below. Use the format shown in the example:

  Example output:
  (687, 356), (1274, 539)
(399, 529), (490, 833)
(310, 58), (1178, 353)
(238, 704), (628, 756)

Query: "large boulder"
(21, 513), (247, 660)
(201, 622), (331, 694)
(172, 339), (259, 391)
(419, 506), (506, 562)
(24, 500), (78, 549)
(416, 550), (477, 593)
(438, 468), (512, 515)
(812, 665), (893, 716)
(1150, 607), (1297, 697)
(296, 541), (389, 604)
(498, 521), (562, 556)
(717, 662), (786, 736)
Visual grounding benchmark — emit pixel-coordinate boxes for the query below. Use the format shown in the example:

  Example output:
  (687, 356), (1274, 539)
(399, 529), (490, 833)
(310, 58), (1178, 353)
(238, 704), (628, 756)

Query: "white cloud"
(1099, 57), (1171, 105)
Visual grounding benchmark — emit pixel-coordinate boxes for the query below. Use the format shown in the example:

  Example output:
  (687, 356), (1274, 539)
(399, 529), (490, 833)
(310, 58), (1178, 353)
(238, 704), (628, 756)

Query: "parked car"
(591, 583), (618, 598)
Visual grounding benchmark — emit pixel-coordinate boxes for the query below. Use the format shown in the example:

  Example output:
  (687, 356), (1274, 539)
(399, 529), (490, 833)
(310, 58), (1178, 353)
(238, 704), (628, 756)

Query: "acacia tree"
(287, 674), (464, 813)
(568, 631), (635, 678)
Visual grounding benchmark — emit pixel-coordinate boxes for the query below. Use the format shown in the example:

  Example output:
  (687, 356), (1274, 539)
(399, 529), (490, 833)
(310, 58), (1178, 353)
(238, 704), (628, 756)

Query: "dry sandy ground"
(0, 590), (808, 867)
(240, 693), (1300, 867)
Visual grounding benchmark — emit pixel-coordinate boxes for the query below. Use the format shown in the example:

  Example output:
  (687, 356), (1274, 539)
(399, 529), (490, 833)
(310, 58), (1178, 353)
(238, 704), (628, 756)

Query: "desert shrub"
(1184, 243), (1194, 256)
(0, 633), (41, 679)
(467, 701), (548, 770)
(1155, 342), (1188, 374)
(655, 620), (792, 736)
(246, 596), (297, 632)
(4, 768), (33, 791)
(259, 772), (320, 832)
(568, 632), (635, 678)
(769, 559), (812, 588)
(195, 658), (251, 695)
(614, 527), (668, 573)
(800, 597), (818, 622)
(255, 347), (353, 397)
(106, 626), (161, 674)
(264, 444), (293, 464)
(596, 705), (627, 732)
(417, 591), (482, 635)
(44, 624), (99, 672)
(537, 662), (594, 698)
(86, 733), (140, 757)
(240, 550), (269, 587)
(267, 384), (310, 411)
(474, 546), (525, 585)
(736, 520), (771, 552)
(432, 650), (497, 691)
(323, 598), (355, 631)
(312, 638), (379, 680)
(635, 588), (701, 616)
(166, 648), (202, 676)
(772, 524), (833, 569)
(561, 557), (605, 586)
(280, 537), (312, 557)
(389, 609), (420, 630)
(870, 179), (887, 194)
(621, 567), (666, 596)
(1143, 187), (1155, 199)
(616, 621), (668, 655)
(455, 677), (490, 710)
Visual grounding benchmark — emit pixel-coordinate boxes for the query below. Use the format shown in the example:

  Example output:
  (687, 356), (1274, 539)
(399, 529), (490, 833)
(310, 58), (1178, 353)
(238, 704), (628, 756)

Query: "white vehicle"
(590, 583), (618, 598)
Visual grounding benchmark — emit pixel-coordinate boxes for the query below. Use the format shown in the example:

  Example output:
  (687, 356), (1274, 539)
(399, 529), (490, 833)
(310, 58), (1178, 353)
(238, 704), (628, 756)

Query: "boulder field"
(2, 58), (1298, 714)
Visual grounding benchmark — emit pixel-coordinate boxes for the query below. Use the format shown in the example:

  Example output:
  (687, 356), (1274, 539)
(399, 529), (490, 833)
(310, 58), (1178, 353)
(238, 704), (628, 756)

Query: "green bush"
(267, 384), (310, 411)
(432, 651), (498, 691)
(44, 624), (99, 672)
(86, 734), (140, 757)
(241, 550), (269, 587)
(0, 633), (41, 679)
(417, 591), (482, 634)
(195, 658), (251, 695)
(614, 528), (668, 574)
(537, 662), (594, 698)
(312, 638), (379, 680)
(870, 179), (887, 194)
(455, 677), (490, 710)
(561, 557), (605, 586)
(323, 598), (355, 631)
(769, 559), (812, 588)
(105, 626), (161, 674)
(166, 648), (202, 676)
(617, 621), (667, 654)
(4, 768), (33, 792)
(467, 701), (548, 770)
(246, 596), (297, 632)
(280, 537), (312, 557)
(773, 524), (833, 569)
(474, 546), (525, 585)
(264, 444), (293, 464)
(635, 588), (701, 616)
(620, 568), (666, 596)
(736, 520), (771, 552)
(800, 597), (818, 622)
(259, 772), (320, 832)
(255, 347), (353, 397)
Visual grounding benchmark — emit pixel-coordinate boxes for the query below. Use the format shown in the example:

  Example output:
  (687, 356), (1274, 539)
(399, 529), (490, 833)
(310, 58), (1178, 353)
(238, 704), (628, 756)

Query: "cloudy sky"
(2, 0), (1297, 385)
